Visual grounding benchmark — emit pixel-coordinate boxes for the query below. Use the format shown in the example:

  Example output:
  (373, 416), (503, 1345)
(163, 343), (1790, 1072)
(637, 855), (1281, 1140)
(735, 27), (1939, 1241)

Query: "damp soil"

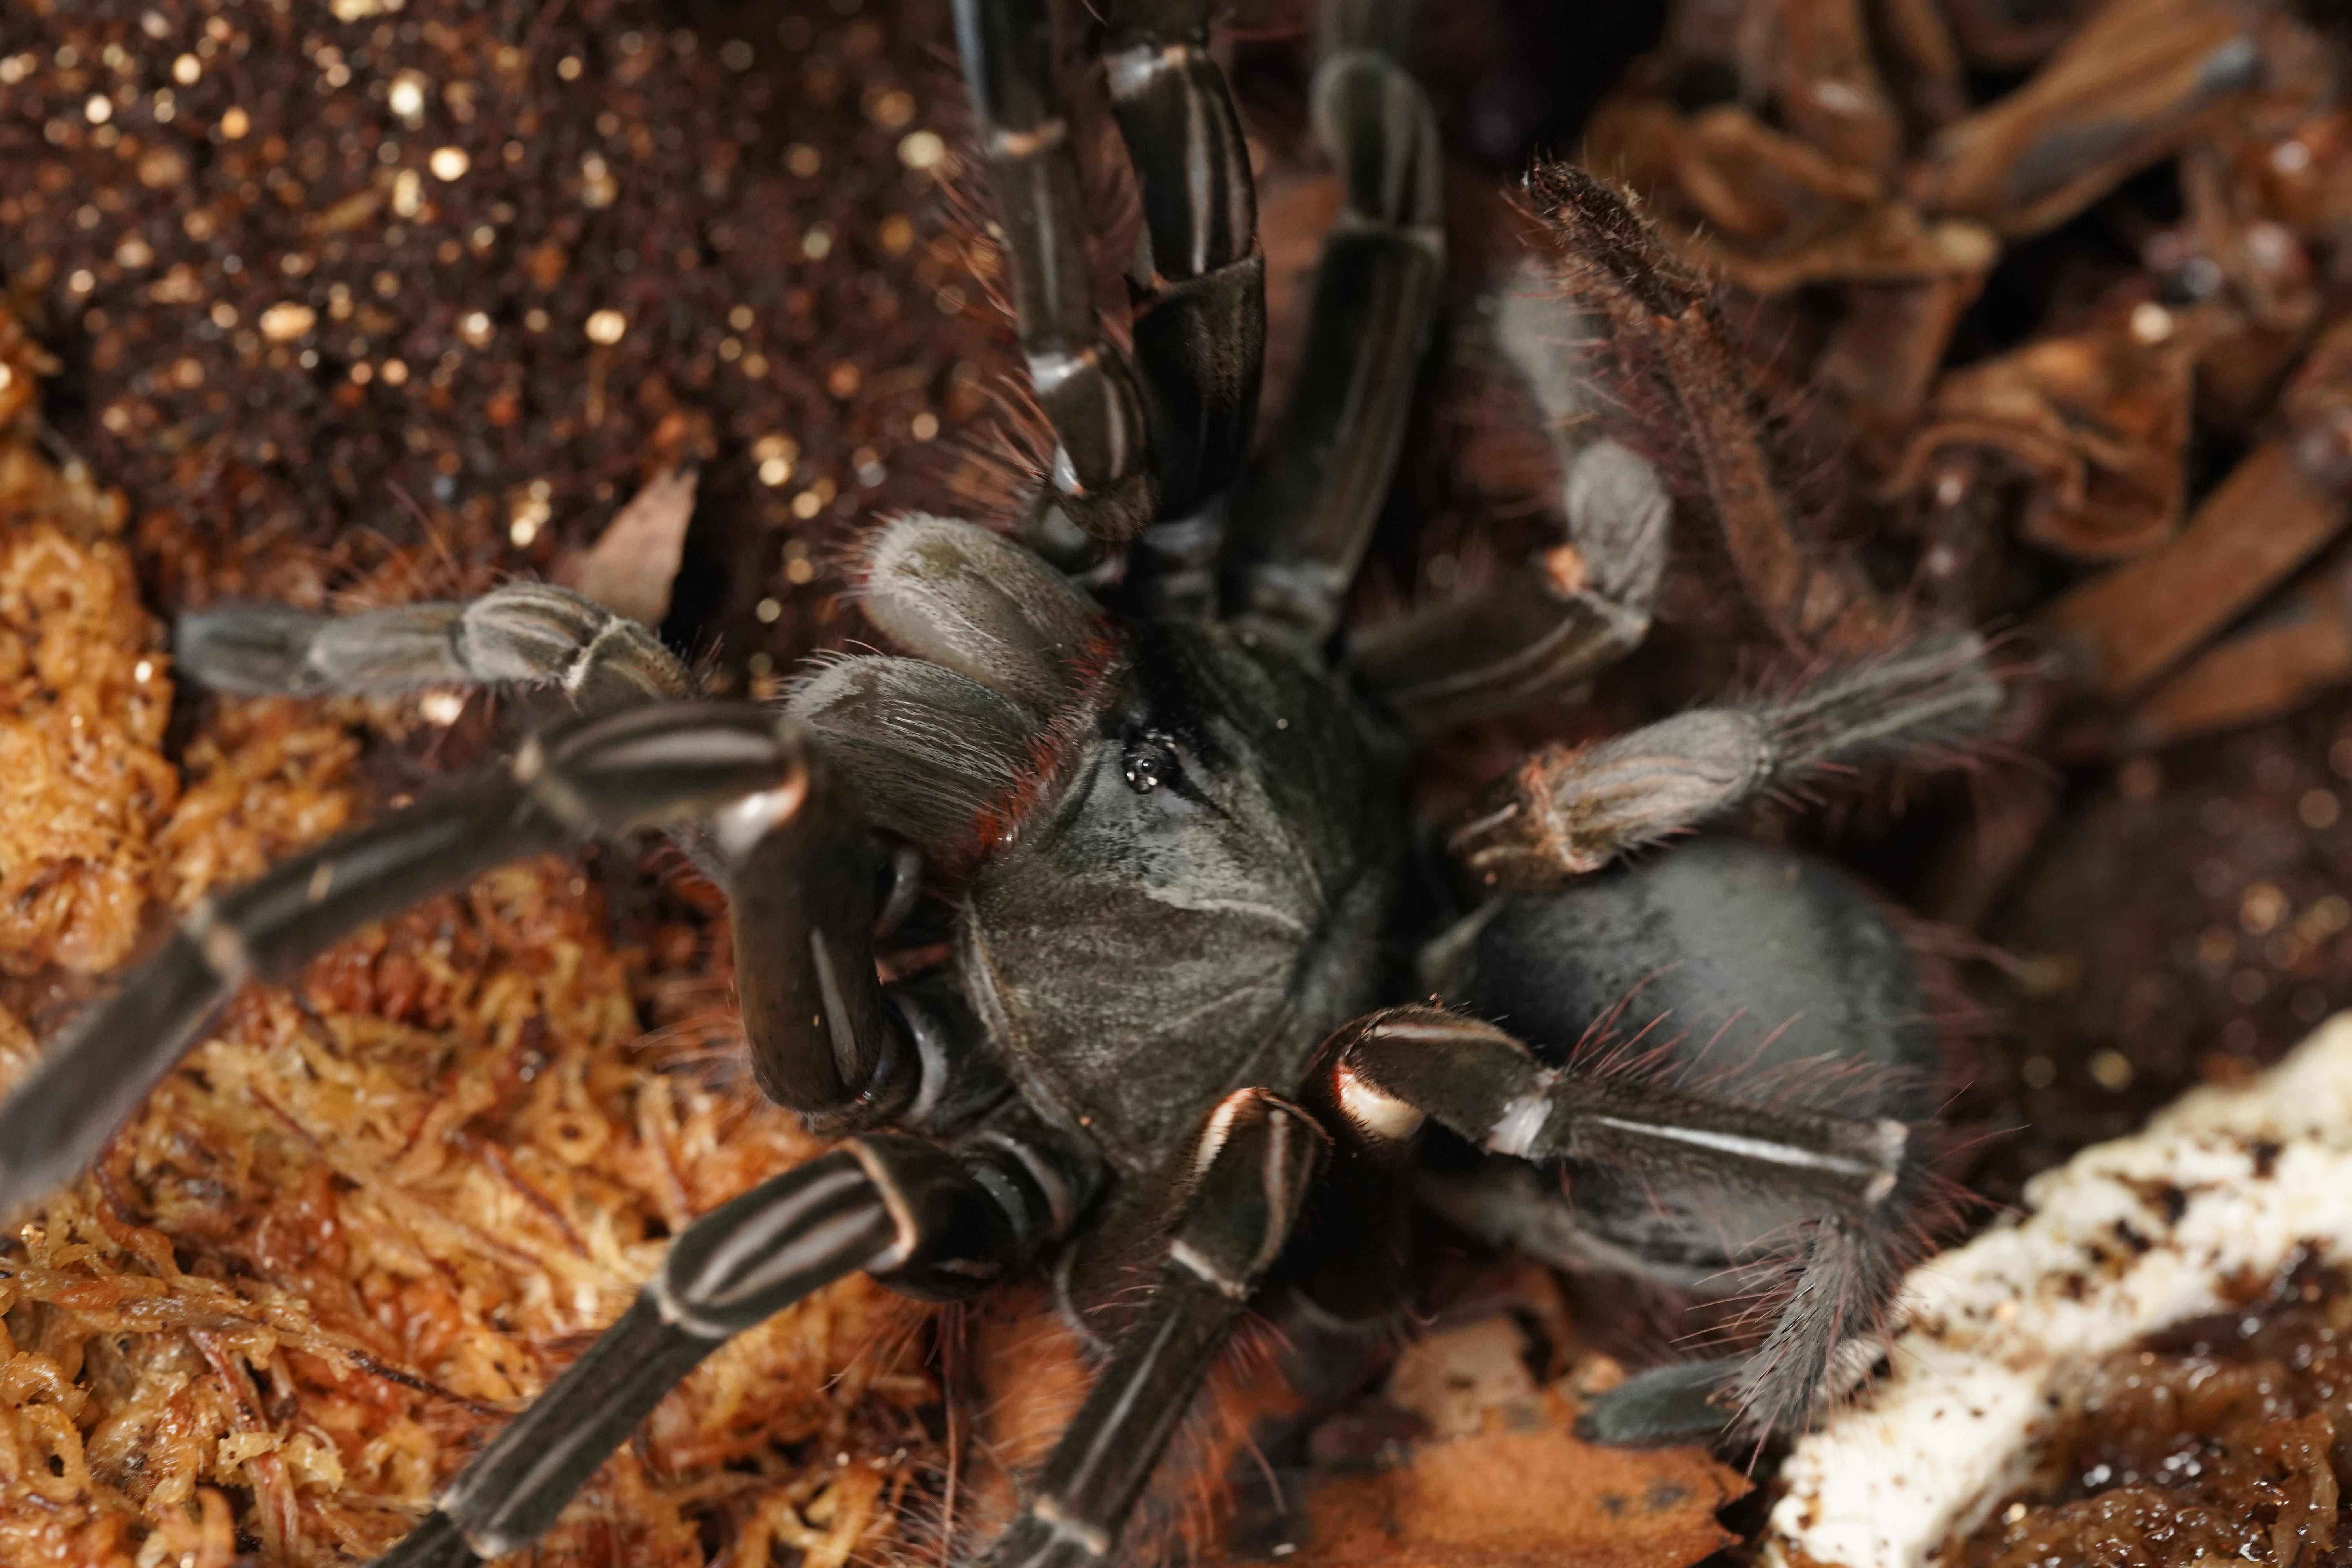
(1960, 1255), (2352, 1568)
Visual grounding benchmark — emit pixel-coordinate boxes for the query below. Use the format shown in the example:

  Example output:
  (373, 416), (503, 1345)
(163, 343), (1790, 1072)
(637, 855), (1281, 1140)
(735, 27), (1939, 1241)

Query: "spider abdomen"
(1425, 837), (1940, 1285)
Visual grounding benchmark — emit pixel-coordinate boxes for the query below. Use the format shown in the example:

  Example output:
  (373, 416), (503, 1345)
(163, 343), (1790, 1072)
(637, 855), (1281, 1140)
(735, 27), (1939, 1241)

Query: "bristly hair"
(823, 530), (1129, 874)
(949, 625), (1124, 867)
(1515, 160), (1903, 668)
(895, 1296), (1301, 1568)
(1552, 940), (1981, 1443)
(900, 156), (1049, 536)
(917, 9), (1148, 538)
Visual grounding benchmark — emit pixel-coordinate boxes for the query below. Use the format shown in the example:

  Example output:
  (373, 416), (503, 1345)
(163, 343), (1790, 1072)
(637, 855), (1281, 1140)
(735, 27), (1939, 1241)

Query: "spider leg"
(1450, 629), (2003, 890)
(786, 656), (1043, 861)
(1102, 0), (1267, 522)
(858, 515), (1107, 714)
(1521, 163), (1901, 658)
(1349, 274), (1674, 730)
(717, 730), (1022, 1134)
(177, 582), (697, 708)
(1219, 48), (1443, 643)
(0, 704), (860, 1211)
(1321, 1005), (1913, 1440)
(174, 584), (730, 867)
(377, 1111), (1095, 1568)
(974, 1089), (1322, 1568)
(956, 0), (1158, 550)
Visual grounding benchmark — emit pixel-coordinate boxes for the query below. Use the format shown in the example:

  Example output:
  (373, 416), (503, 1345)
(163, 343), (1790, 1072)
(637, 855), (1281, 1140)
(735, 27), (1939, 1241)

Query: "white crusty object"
(1764, 1012), (2352, 1568)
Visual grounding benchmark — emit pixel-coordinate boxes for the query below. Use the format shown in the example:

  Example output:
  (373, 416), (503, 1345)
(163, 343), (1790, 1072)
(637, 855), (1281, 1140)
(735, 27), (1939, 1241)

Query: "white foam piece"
(1763, 1013), (2352, 1568)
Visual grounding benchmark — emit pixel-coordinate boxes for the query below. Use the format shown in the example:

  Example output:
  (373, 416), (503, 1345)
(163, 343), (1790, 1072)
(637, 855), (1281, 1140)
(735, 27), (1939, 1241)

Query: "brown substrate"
(1960, 1255), (2352, 1567)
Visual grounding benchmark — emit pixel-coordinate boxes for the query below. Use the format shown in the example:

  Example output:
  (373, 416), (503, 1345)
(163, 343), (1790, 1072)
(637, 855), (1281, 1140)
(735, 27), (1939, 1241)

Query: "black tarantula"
(0, 0), (2003, 1562)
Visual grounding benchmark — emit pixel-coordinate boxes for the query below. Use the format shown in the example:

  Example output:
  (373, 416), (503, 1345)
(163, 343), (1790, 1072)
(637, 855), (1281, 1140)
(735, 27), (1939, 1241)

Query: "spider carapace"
(0, 0), (2004, 1559)
(966, 617), (1407, 1188)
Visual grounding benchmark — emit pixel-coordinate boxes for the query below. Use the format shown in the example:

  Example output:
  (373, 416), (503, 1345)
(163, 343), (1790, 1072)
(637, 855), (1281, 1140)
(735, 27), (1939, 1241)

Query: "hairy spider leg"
(1450, 628), (2004, 890)
(789, 655), (1049, 860)
(122, 608), (985, 1142)
(1101, 0), (1267, 524)
(957, 0), (1266, 552)
(379, 1111), (1096, 1568)
(1318, 1005), (1917, 1440)
(1517, 163), (1900, 658)
(957, 0), (1151, 550)
(175, 583), (728, 868)
(1421, 839), (1950, 1442)
(1348, 276), (1673, 732)
(858, 515), (1108, 713)
(0, 704), (797, 1214)
(177, 582), (699, 707)
(1218, 45), (1445, 642)
(796, 514), (1120, 868)
(971, 1091), (1322, 1568)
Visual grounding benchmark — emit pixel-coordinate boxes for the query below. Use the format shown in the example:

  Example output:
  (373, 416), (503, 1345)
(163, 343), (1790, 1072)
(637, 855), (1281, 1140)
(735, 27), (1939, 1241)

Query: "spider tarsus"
(1763, 627), (2007, 771)
(1724, 1213), (1900, 1439)
(176, 583), (697, 707)
(175, 603), (344, 693)
(1450, 630), (2002, 890)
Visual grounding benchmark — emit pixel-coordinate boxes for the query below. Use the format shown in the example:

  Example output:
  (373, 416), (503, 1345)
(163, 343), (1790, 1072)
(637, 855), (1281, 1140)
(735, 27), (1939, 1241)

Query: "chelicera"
(0, 0), (2002, 1562)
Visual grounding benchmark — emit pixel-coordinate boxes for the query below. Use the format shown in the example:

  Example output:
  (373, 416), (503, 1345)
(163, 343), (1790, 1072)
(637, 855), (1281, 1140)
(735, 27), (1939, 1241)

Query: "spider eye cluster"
(1121, 729), (1183, 793)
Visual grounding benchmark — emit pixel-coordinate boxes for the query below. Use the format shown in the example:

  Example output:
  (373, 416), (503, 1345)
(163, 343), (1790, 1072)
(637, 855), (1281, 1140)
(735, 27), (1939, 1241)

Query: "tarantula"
(0, 0), (2001, 1562)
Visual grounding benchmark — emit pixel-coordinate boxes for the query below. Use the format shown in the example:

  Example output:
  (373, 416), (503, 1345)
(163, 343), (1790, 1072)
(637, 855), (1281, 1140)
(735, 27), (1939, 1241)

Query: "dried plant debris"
(553, 465), (699, 628)
(1232, 1272), (1751, 1568)
(1575, 0), (2352, 707)
(0, 314), (929, 1563)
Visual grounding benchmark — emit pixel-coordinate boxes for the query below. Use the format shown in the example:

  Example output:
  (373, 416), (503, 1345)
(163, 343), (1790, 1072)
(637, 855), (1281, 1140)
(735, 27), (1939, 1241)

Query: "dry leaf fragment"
(1249, 1299), (1746, 1568)
(1268, 1388), (1747, 1568)
(554, 465), (699, 627)
(1892, 312), (2194, 561)
(1909, 0), (2262, 238)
